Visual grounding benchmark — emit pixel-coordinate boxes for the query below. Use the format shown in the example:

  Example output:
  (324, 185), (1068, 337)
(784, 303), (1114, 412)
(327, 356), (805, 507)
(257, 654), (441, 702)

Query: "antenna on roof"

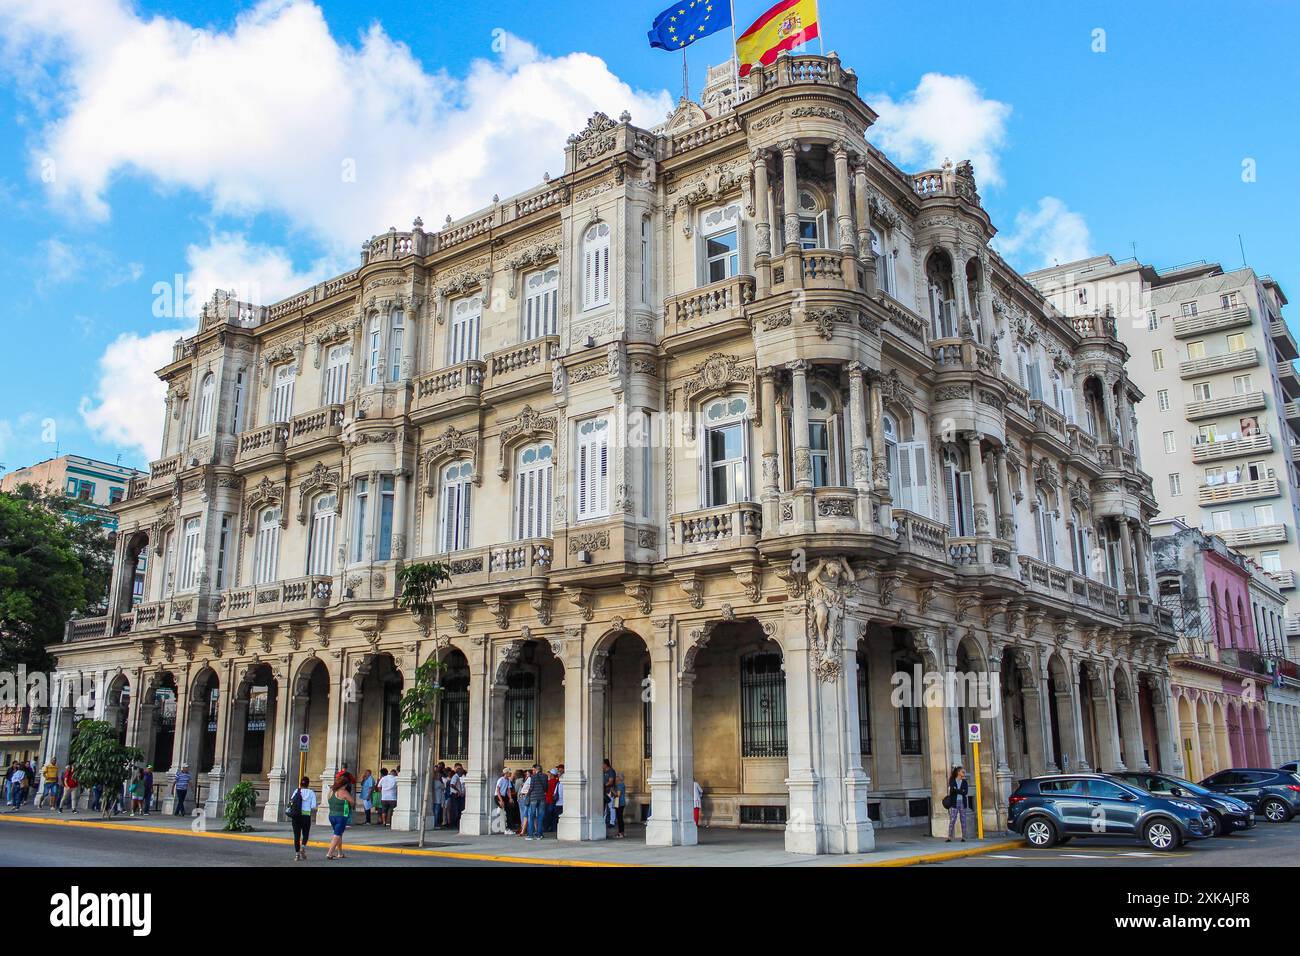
(1237, 234), (1247, 269)
(1130, 241), (1137, 260)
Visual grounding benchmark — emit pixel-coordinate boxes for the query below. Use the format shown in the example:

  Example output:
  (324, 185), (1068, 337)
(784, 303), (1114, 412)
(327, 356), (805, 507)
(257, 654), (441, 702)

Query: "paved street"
(928, 820), (1300, 867)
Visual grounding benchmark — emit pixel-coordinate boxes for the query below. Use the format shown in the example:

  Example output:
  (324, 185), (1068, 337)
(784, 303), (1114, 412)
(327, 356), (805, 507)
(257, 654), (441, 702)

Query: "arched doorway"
(104, 673), (130, 746)
(1045, 654), (1073, 770)
(436, 648), (470, 769)
(596, 629), (652, 841)
(356, 653), (404, 779)
(687, 619), (787, 832)
(227, 662), (278, 811)
(288, 658), (330, 815)
(147, 672), (178, 774)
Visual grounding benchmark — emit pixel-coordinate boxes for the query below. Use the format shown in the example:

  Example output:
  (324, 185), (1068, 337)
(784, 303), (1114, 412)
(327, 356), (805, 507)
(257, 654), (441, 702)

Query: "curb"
(0, 812), (1021, 867)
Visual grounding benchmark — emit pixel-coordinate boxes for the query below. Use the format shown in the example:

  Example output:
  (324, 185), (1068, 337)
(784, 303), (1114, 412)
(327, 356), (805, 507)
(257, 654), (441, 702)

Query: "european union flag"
(648, 0), (731, 51)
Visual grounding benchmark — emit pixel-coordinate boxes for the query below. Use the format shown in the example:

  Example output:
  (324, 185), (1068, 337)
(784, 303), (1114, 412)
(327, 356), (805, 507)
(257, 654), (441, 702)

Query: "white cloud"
(0, 0), (673, 460)
(867, 73), (1012, 186)
(994, 196), (1093, 271)
(0, 0), (672, 255)
(79, 326), (185, 462)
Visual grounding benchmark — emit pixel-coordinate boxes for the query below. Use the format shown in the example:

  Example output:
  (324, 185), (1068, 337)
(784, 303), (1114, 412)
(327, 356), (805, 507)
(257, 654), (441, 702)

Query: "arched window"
(943, 446), (975, 537)
(514, 443), (553, 540)
(1033, 492), (1056, 565)
(448, 295), (482, 365)
(703, 396), (750, 506)
(253, 507), (281, 585)
(523, 268), (559, 340)
(582, 222), (611, 310)
(323, 343), (351, 406)
(439, 461), (474, 553)
(926, 251), (957, 339)
(796, 190), (830, 249)
(196, 373), (215, 438)
(388, 309), (405, 383)
(178, 516), (201, 592)
(271, 363), (296, 423)
(807, 384), (845, 487)
(366, 314), (382, 385)
(307, 493), (337, 577)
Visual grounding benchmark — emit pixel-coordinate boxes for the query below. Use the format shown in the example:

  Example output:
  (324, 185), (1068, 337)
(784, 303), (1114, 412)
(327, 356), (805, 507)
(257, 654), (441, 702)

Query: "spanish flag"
(736, 0), (820, 77)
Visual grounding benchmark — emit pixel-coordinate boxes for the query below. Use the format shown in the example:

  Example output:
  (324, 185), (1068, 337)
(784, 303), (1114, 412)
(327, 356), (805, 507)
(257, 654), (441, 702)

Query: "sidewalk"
(0, 806), (1019, 866)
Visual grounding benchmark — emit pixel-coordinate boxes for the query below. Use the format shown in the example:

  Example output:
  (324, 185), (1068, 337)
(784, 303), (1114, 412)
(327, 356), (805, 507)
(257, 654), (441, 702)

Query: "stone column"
(459, 642), (506, 836)
(390, 651), (427, 833)
(206, 663), (236, 818)
(262, 672), (292, 822)
(759, 368), (781, 537)
(752, 148), (773, 298)
(1134, 525), (1150, 597)
(917, 632), (955, 839)
(1036, 647), (1059, 773)
(781, 605), (821, 853)
(994, 448), (1016, 546)
(557, 627), (605, 842)
(867, 374), (889, 500)
(646, 617), (695, 847)
(848, 363), (872, 526)
(967, 434), (991, 540)
(779, 139), (803, 288)
(853, 160), (877, 295)
(1064, 659), (1091, 771)
(1154, 676), (1183, 775)
(1090, 664), (1123, 773)
(1118, 681), (1148, 771)
(1119, 520), (1137, 594)
(393, 471), (410, 560)
(987, 646), (1014, 829)
(789, 362), (812, 526)
(832, 141), (857, 290)
(1019, 666), (1049, 777)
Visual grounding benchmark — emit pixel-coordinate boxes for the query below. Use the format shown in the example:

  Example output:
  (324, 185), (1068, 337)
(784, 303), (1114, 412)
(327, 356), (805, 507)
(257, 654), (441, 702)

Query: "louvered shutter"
(945, 465), (961, 535)
(896, 445), (914, 512)
(959, 470), (975, 536)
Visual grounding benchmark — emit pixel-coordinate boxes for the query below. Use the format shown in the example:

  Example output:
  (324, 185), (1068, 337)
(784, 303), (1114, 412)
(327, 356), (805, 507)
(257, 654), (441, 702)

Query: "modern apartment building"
(1028, 257), (1300, 634)
(0, 454), (145, 532)
(49, 52), (1176, 856)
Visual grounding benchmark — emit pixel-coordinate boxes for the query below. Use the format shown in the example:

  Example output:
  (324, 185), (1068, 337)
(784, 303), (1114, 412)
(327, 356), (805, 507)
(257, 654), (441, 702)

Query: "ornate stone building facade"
(51, 52), (1176, 855)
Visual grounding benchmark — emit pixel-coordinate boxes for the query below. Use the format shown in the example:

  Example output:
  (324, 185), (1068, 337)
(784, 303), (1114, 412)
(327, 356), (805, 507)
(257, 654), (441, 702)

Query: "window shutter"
(896, 444), (913, 512)
(461, 484), (472, 550)
(442, 484), (457, 553)
(597, 434), (609, 513)
(1062, 388), (1076, 424)
(910, 445), (931, 519)
(945, 464), (961, 535)
(959, 470), (974, 537)
(1028, 363), (1042, 401)
(1033, 507), (1045, 561)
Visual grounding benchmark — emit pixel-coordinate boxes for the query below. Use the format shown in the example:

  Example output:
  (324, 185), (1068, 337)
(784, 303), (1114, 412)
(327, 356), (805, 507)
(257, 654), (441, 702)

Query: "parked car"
(1008, 774), (1214, 851)
(1108, 771), (1254, 837)
(1198, 769), (1300, 822)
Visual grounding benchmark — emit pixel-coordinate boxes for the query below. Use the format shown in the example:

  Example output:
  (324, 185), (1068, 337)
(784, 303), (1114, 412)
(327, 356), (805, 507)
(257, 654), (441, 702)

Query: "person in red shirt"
(58, 763), (78, 813)
(334, 763), (356, 792)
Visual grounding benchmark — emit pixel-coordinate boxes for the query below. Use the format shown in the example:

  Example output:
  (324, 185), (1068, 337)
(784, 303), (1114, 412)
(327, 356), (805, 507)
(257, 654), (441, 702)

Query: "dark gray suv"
(1198, 769), (1300, 822)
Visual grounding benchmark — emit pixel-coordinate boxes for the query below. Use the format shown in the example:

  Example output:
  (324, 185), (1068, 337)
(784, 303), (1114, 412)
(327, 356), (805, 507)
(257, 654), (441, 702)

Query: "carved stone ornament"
(681, 352), (758, 438)
(807, 557), (857, 682)
(242, 476), (287, 536)
(422, 425), (479, 493)
(297, 461), (341, 524)
(497, 405), (557, 480)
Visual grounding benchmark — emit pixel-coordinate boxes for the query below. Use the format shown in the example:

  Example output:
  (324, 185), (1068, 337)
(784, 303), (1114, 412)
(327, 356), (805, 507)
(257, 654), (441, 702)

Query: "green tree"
(67, 719), (142, 818)
(397, 560), (452, 848)
(0, 489), (104, 672)
(223, 781), (258, 832)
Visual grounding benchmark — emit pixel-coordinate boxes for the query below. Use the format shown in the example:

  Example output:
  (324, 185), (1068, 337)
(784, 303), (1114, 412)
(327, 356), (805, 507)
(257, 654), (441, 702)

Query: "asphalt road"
(928, 817), (1300, 867)
(0, 818), (505, 867)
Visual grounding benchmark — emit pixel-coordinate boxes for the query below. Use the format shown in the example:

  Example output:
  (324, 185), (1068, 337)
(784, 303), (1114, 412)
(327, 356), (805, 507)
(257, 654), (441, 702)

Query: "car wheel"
(1262, 798), (1290, 822)
(1206, 812), (1223, 838)
(1143, 818), (1179, 851)
(1024, 817), (1058, 848)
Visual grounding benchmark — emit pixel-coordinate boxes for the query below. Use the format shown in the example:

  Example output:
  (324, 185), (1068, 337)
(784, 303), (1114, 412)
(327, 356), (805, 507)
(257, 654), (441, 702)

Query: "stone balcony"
(664, 275), (754, 345)
(669, 503), (762, 558)
(1178, 348), (1259, 379)
(1213, 524), (1288, 548)
(1172, 305), (1252, 339)
(948, 536), (1016, 574)
(287, 405), (345, 458)
(1070, 312), (1120, 342)
(1018, 556), (1124, 619)
(218, 576), (334, 622)
(892, 509), (949, 563)
(413, 360), (484, 421)
(1190, 431), (1272, 464)
(235, 423), (290, 472)
(1096, 443), (1139, 474)
(1196, 477), (1279, 506)
(144, 454), (183, 496)
(429, 538), (555, 590)
(744, 51), (859, 98)
(1184, 390), (1266, 422)
(777, 487), (863, 535)
(64, 615), (111, 642)
(484, 336), (559, 398)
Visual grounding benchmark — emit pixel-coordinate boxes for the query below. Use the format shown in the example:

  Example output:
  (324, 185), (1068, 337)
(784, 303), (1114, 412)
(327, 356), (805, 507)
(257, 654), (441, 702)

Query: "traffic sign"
(299, 734), (310, 752)
(967, 722), (981, 743)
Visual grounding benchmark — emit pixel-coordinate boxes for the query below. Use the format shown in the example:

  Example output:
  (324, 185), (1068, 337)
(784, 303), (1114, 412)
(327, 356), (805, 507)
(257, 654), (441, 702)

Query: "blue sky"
(0, 0), (1295, 475)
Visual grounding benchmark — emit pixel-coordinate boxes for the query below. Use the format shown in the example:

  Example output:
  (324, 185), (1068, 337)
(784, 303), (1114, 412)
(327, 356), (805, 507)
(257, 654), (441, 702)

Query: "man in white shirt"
(448, 766), (465, 829)
(693, 780), (704, 827)
(495, 769), (514, 835)
(378, 769), (399, 827)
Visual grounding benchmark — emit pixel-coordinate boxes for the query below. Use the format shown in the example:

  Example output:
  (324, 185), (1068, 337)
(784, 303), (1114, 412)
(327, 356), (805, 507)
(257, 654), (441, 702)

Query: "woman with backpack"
(326, 778), (353, 860)
(289, 775), (317, 861)
(944, 766), (969, 843)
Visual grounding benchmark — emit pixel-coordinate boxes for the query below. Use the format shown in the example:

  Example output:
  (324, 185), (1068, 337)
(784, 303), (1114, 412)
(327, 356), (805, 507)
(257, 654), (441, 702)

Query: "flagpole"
(729, 0), (741, 105)
(817, 0), (825, 54)
(682, 47), (689, 101)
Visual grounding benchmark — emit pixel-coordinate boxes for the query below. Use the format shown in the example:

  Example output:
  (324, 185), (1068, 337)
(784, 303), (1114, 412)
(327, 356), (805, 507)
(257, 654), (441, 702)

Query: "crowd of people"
(488, 759), (653, 840)
(6, 758), (196, 816)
